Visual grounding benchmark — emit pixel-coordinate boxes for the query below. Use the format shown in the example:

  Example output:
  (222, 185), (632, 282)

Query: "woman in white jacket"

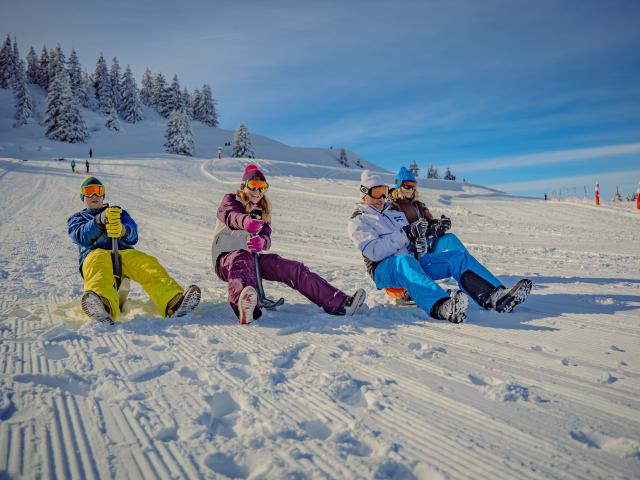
(348, 171), (532, 323)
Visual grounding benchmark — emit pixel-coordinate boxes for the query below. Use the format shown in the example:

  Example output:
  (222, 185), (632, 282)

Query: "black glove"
(434, 215), (451, 237)
(413, 237), (428, 255)
(95, 211), (107, 229)
(403, 219), (430, 240)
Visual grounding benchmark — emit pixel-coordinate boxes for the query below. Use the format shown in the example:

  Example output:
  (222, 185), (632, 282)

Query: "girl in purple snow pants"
(211, 164), (365, 324)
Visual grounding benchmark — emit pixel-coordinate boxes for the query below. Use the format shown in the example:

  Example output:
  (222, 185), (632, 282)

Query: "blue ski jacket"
(67, 205), (138, 272)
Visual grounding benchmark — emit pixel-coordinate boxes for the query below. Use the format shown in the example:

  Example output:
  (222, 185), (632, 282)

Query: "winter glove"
(105, 206), (122, 224)
(413, 237), (428, 255)
(95, 211), (107, 228)
(106, 219), (123, 238)
(244, 216), (264, 235)
(403, 219), (430, 240)
(433, 215), (452, 237)
(247, 235), (265, 253)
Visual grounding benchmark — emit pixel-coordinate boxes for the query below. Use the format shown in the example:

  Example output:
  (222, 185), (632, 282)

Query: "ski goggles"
(81, 184), (105, 197)
(360, 184), (389, 199)
(399, 181), (417, 190)
(245, 179), (269, 192)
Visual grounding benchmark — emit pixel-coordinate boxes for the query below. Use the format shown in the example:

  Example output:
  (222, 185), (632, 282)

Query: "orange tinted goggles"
(81, 184), (105, 197)
(246, 179), (269, 192)
(360, 184), (389, 199)
(400, 181), (417, 189)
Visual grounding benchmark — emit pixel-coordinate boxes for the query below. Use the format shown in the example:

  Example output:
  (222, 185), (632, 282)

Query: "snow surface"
(0, 151), (639, 479)
(1, 85), (640, 479)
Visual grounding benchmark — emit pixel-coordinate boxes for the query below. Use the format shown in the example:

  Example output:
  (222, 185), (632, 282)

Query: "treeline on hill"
(0, 34), (219, 156)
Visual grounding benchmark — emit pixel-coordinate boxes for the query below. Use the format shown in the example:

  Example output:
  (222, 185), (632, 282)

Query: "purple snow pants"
(215, 250), (348, 316)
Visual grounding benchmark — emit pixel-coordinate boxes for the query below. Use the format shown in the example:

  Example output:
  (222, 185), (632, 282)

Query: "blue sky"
(1, 0), (639, 199)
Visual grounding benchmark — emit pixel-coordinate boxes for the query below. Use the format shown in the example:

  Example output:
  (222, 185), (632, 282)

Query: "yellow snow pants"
(82, 249), (183, 321)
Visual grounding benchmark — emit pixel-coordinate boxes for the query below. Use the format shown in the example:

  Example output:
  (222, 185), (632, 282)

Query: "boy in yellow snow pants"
(68, 176), (201, 323)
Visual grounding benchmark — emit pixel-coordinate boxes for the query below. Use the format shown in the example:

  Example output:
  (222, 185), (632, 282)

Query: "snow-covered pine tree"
(139, 68), (153, 106)
(409, 161), (419, 178)
(93, 53), (112, 113)
(199, 84), (218, 127)
(232, 122), (255, 158)
(13, 58), (32, 127)
(109, 57), (121, 114)
(151, 72), (168, 113)
(191, 88), (201, 120)
(120, 65), (143, 124)
(37, 45), (49, 88)
(426, 165), (439, 179)
(0, 35), (14, 88)
(81, 70), (97, 109)
(164, 108), (193, 156)
(444, 167), (453, 180)
(181, 87), (192, 118)
(161, 74), (181, 118)
(45, 71), (87, 143)
(105, 103), (120, 131)
(26, 46), (38, 84)
(48, 45), (66, 85)
(67, 49), (83, 104)
(11, 37), (20, 86)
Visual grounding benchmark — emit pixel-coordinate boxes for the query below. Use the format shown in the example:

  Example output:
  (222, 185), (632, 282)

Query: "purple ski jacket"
(211, 193), (272, 266)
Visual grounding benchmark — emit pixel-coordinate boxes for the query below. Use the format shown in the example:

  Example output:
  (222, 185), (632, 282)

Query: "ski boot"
(166, 285), (201, 318)
(491, 279), (532, 313)
(81, 291), (114, 324)
(334, 288), (367, 316)
(238, 286), (258, 325)
(432, 290), (469, 323)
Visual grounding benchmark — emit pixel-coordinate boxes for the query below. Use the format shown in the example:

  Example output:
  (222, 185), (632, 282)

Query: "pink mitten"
(247, 236), (265, 253)
(244, 217), (264, 234)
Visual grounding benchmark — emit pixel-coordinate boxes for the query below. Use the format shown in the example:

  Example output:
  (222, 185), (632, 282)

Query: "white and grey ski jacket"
(348, 202), (411, 281)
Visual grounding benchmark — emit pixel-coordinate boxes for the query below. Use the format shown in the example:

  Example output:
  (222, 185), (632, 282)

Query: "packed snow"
(1, 148), (639, 479)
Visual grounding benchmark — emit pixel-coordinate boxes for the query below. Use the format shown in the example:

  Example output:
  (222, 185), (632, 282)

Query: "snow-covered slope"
(0, 86), (381, 174)
(0, 153), (639, 479)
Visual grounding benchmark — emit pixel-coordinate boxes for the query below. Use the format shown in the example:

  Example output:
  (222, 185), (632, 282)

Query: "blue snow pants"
(374, 246), (502, 316)
(432, 233), (468, 254)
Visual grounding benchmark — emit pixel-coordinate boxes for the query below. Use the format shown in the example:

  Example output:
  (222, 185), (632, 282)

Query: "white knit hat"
(360, 170), (384, 189)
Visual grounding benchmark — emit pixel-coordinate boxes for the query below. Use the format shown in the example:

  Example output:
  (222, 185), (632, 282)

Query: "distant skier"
(348, 170), (532, 323)
(211, 164), (366, 324)
(70, 159), (76, 173)
(68, 176), (201, 323)
(85, 159), (90, 173)
(89, 147), (93, 159)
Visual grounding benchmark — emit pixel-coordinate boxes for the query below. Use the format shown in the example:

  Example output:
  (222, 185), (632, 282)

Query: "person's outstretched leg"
(216, 250), (258, 317)
(420, 250), (502, 306)
(82, 249), (120, 320)
(120, 249), (183, 317)
(259, 253), (349, 314)
(375, 254), (450, 315)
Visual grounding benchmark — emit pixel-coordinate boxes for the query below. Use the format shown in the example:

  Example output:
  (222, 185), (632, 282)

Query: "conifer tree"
(109, 57), (121, 114)
(45, 71), (87, 143)
(10, 37), (20, 87)
(105, 103), (120, 131)
(67, 49), (83, 104)
(182, 87), (192, 118)
(164, 108), (193, 156)
(0, 35), (13, 88)
(232, 122), (255, 158)
(26, 46), (39, 84)
(199, 84), (218, 127)
(37, 46), (49, 88)
(48, 45), (66, 85)
(191, 88), (201, 120)
(93, 53), (112, 113)
(120, 65), (143, 124)
(81, 70), (97, 109)
(139, 68), (153, 106)
(151, 72), (167, 111)
(13, 59), (32, 127)
(161, 74), (181, 118)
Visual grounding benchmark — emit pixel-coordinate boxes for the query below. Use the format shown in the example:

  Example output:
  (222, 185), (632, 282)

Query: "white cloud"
(454, 143), (640, 173)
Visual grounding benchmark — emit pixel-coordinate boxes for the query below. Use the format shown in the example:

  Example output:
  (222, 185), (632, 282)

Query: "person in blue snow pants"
(348, 170), (530, 323)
